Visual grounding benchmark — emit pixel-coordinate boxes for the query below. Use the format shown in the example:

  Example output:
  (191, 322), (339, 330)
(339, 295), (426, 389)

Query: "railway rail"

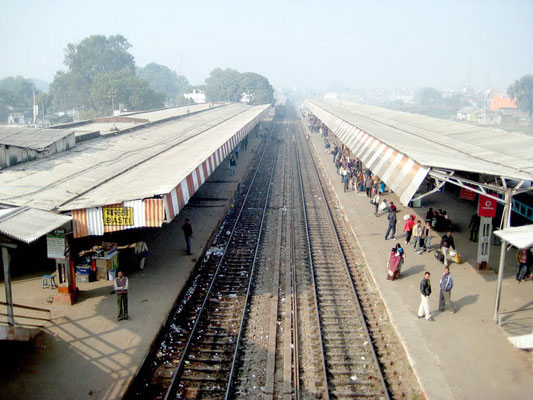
(294, 108), (390, 399)
(127, 114), (280, 400)
(129, 104), (417, 400)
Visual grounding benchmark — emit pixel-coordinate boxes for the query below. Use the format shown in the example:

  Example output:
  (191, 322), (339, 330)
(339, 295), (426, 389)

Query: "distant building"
(183, 89), (206, 104)
(323, 92), (339, 100)
(240, 92), (252, 104)
(499, 108), (531, 126)
(490, 94), (517, 111)
(456, 106), (481, 122)
(7, 112), (25, 125)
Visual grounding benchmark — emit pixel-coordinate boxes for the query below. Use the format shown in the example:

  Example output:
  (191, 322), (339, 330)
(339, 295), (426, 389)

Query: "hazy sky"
(1, 0), (531, 91)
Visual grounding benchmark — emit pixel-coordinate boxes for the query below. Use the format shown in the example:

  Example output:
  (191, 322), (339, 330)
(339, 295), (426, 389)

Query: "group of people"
(425, 207), (453, 232)
(417, 267), (456, 321)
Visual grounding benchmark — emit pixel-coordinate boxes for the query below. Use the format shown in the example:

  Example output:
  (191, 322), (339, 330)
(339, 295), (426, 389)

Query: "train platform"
(308, 128), (533, 400)
(0, 131), (266, 400)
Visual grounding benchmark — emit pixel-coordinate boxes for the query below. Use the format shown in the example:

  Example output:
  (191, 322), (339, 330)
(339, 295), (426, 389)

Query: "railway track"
(127, 113), (280, 400)
(293, 108), (390, 400)
(163, 123), (278, 400)
(129, 103), (417, 400)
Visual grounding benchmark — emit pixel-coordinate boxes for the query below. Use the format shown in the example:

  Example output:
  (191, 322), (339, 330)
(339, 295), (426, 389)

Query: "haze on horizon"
(1, 0), (531, 92)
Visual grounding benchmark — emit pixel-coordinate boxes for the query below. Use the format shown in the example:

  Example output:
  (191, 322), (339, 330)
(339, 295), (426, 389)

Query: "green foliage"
(205, 68), (274, 104)
(0, 76), (37, 110)
(508, 75), (533, 117)
(415, 87), (442, 105)
(205, 68), (242, 102)
(49, 70), (88, 110)
(64, 34), (135, 81)
(137, 63), (189, 102)
(90, 69), (165, 113)
(239, 72), (274, 105)
(50, 34), (136, 112)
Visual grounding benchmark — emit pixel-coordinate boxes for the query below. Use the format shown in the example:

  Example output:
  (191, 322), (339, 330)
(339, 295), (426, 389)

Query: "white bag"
(379, 200), (388, 211)
(449, 249), (457, 257)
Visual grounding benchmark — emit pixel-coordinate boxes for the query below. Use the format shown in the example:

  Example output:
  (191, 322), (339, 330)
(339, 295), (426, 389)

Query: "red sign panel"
(478, 195), (497, 217)
(460, 186), (476, 201)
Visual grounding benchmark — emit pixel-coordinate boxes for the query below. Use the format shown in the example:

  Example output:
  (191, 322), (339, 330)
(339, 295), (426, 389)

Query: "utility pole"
(109, 90), (117, 131)
(32, 87), (37, 126)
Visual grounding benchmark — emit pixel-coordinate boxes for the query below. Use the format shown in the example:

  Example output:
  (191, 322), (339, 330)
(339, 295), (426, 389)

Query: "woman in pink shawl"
(387, 244), (405, 281)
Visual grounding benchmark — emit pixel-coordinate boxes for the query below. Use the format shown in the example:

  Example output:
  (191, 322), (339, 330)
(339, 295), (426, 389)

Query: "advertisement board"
(103, 206), (134, 226)
(478, 195), (497, 217)
(47, 233), (66, 259)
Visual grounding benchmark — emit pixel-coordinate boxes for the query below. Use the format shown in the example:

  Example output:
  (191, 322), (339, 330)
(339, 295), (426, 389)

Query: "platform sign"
(103, 206), (134, 226)
(460, 186), (476, 201)
(478, 195), (497, 218)
(47, 233), (66, 259)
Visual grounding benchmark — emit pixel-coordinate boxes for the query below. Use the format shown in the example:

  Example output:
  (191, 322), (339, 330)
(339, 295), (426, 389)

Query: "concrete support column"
(2, 246), (14, 326)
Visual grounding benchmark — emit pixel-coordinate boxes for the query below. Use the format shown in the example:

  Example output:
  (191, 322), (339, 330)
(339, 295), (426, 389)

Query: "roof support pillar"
(494, 189), (512, 323)
(2, 245), (14, 326)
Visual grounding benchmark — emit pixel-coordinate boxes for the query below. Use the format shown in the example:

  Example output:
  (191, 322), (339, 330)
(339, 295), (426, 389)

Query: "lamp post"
(109, 90), (117, 131)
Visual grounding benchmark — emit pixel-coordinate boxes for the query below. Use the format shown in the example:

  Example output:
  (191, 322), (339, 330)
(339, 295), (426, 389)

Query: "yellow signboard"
(103, 207), (134, 226)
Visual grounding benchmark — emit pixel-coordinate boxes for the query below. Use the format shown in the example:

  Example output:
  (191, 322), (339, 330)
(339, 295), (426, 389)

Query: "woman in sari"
(387, 244), (405, 281)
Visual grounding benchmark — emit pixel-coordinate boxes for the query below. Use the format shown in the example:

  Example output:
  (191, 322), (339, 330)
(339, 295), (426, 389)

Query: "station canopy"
(305, 100), (533, 205)
(0, 206), (72, 243)
(0, 103), (269, 237)
(494, 225), (533, 249)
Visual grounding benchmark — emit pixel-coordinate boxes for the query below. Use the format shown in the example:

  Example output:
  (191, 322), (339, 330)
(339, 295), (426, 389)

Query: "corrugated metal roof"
(306, 100), (533, 181)
(0, 207), (72, 243)
(0, 103), (266, 212)
(70, 103), (216, 135)
(494, 225), (533, 249)
(64, 105), (270, 211)
(0, 127), (74, 150)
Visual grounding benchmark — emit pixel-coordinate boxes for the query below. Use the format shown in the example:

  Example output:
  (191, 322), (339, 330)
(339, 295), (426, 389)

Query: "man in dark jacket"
(182, 218), (193, 255)
(384, 209), (397, 240)
(418, 271), (434, 321)
(440, 231), (456, 267)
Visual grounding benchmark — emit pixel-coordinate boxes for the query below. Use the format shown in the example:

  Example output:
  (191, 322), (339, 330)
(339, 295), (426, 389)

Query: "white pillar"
(476, 217), (492, 268)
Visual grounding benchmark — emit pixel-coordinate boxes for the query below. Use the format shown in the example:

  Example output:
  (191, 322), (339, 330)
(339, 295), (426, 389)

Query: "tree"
(90, 69), (164, 113)
(205, 68), (274, 104)
(239, 72), (274, 105)
(0, 76), (37, 110)
(415, 87), (442, 106)
(508, 75), (533, 118)
(137, 63), (187, 99)
(50, 34), (136, 111)
(205, 68), (243, 102)
(64, 34), (135, 81)
(49, 70), (88, 110)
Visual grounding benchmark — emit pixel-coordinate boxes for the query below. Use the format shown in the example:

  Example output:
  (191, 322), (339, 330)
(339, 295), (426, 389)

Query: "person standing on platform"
(403, 214), (415, 244)
(469, 212), (480, 242)
(372, 192), (382, 216)
(418, 271), (434, 321)
(516, 247), (531, 283)
(422, 221), (432, 252)
(229, 156), (236, 176)
(412, 220), (423, 253)
(182, 218), (193, 255)
(439, 267), (455, 313)
(440, 231), (456, 267)
(365, 175), (373, 197)
(385, 209), (398, 240)
(235, 145), (239, 159)
(114, 271), (129, 321)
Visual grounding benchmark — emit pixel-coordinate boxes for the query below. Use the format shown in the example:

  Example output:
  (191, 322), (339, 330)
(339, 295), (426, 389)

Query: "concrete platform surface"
(0, 130), (267, 400)
(308, 123), (533, 400)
